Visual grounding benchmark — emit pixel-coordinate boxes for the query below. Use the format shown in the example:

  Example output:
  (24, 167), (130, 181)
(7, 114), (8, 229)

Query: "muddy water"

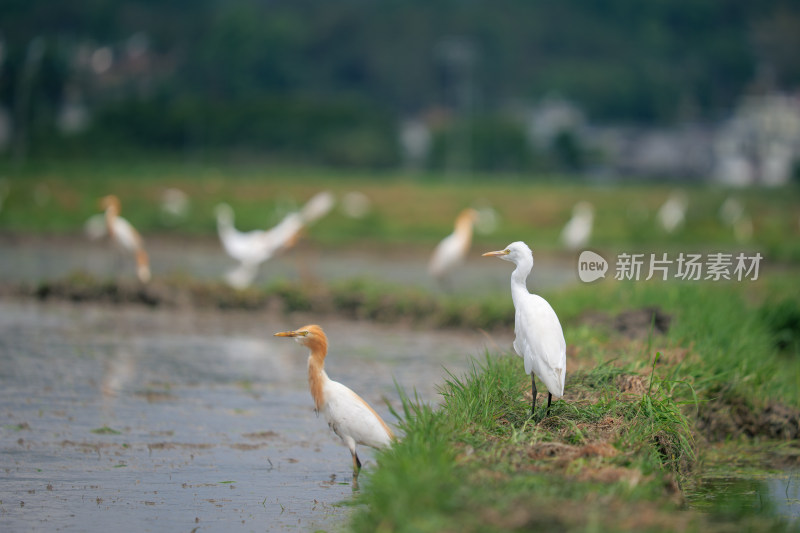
(0, 300), (512, 531)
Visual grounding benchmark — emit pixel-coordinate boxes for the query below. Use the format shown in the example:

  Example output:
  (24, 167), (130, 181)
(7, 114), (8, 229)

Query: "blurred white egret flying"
(483, 241), (566, 419)
(100, 194), (151, 283)
(274, 324), (395, 477)
(216, 191), (335, 289)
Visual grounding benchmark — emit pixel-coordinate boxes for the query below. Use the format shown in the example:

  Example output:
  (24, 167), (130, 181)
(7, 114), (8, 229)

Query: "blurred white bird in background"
(84, 213), (108, 240)
(100, 194), (151, 283)
(657, 191), (688, 233)
(428, 208), (479, 287)
(216, 191), (335, 289)
(483, 241), (566, 420)
(159, 187), (190, 226)
(340, 191), (372, 219)
(274, 324), (395, 477)
(560, 201), (594, 251)
(719, 196), (753, 243)
(299, 190), (335, 225)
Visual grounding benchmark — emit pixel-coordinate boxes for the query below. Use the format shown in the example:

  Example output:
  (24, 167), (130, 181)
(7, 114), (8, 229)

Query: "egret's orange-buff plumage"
(428, 208), (479, 283)
(274, 324), (394, 475)
(100, 195), (150, 283)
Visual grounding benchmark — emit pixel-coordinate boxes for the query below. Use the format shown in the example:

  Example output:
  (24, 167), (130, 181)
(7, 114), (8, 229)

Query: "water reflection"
(0, 300), (504, 531)
(689, 472), (800, 524)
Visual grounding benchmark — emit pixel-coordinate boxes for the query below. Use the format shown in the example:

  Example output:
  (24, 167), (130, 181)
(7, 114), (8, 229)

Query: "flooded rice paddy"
(0, 235), (575, 296)
(0, 299), (510, 531)
(2, 237), (798, 530)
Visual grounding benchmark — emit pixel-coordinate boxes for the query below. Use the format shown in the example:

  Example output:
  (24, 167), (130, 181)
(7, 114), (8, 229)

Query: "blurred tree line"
(1, 0), (799, 171)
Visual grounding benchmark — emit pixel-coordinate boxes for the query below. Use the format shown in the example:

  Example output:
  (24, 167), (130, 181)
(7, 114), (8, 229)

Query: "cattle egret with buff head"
(274, 325), (395, 476)
(99, 195), (150, 283)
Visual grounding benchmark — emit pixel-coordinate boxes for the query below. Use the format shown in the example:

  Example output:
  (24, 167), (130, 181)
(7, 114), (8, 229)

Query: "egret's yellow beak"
(274, 330), (308, 338)
(482, 249), (509, 257)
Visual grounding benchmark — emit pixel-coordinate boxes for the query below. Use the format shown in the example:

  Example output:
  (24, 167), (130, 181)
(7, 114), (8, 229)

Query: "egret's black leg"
(545, 392), (553, 418)
(352, 451), (362, 477)
(531, 374), (537, 418)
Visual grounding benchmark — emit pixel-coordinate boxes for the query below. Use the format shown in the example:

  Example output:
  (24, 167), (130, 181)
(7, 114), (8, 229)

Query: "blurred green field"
(1, 158), (799, 261)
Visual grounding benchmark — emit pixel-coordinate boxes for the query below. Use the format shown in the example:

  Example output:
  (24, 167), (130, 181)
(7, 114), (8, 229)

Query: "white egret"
(340, 191), (371, 219)
(560, 201), (594, 250)
(274, 325), (395, 476)
(216, 192), (334, 289)
(159, 187), (190, 225)
(719, 197), (752, 243)
(428, 208), (479, 286)
(215, 204), (303, 289)
(657, 191), (688, 234)
(483, 241), (566, 419)
(100, 195), (151, 283)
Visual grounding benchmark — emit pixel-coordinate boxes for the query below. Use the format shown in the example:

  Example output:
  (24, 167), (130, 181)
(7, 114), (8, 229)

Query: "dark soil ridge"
(696, 395), (800, 443)
(579, 305), (672, 340)
(0, 274), (513, 330)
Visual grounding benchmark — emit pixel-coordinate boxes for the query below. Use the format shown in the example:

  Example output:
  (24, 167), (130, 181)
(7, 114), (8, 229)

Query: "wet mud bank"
(3, 273), (518, 331)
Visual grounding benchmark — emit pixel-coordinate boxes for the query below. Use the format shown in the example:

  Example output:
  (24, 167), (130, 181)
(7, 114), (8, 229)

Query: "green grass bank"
(349, 277), (800, 532)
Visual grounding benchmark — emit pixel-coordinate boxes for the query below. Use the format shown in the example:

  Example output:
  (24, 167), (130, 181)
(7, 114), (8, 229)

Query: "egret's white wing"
(257, 212), (304, 256)
(219, 225), (269, 263)
(300, 191), (335, 224)
(110, 216), (143, 253)
(216, 203), (272, 263)
(513, 293), (566, 397)
(428, 232), (465, 278)
(322, 380), (393, 450)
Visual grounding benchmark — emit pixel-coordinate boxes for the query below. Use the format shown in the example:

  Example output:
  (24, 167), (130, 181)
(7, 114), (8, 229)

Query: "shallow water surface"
(688, 471), (800, 524)
(0, 301), (510, 531)
(0, 236), (576, 294)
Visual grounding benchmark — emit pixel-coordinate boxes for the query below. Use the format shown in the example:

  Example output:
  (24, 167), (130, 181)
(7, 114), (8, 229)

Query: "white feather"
(322, 380), (394, 452)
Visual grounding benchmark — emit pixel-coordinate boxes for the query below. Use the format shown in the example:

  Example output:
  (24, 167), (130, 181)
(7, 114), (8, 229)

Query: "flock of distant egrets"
(86, 187), (753, 290)
(82, 188), (754, 475)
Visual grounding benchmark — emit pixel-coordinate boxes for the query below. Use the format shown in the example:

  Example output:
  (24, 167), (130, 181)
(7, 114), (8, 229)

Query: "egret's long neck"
(455, 214), (474, 239)
(217, 213), (234, 238)
(510, 255), (533, 301)
(306, 343), (329, 412)
(104, 207), (118, 237)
